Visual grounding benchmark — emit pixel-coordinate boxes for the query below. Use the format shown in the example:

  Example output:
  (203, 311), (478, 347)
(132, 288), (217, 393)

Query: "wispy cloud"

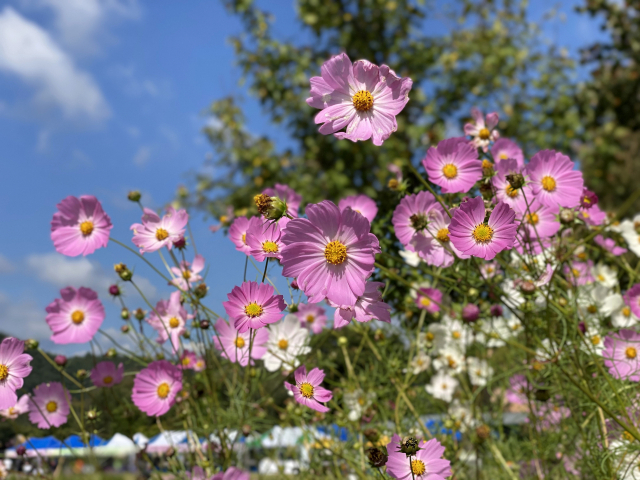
(133, 145), (151, 166)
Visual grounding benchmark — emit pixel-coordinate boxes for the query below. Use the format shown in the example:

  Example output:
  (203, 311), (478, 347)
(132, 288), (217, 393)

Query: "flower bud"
(183, 330), (191, 340)
(249, 368), (257, 378)
(173, 237), (187, 250)
(16, 446), (26, 456)
(121, 325), (130, 333)
(558, 297), (568, 307)
(134, 308), (146, 321)
(194, 283), (208, 299)
(25, 339), (39, 350)
(86, 409), (98, 420)
(76, 369), (87, 379)
(291, 280), (299, 290)
(109, 284), (120, 296)
(367, 447), (388, 468)
(200, 320), (210, 329)
(520, 280), (536, 296)
(479, 181), (493, 200)
(559, 208), (575, 224)
(254, 194), (288, 220)
(114, 263), (133, 281)
(54, 355), (67, 367)
(490, 304), (503, 317)
(388, 178), (399, 190)
(337, 336), (348, 347)
(535, 388), (551, 402)
(364, 428), (380, 443)
(128, 191), (142, 202)
(577, 321), (587, 335)
(374, 330), (385, 342)
(121, 308), (130, 320)
(398, 436), (421, 456)
(505, 172), (525, 190)
(156, 352), (165, 360)
(288, 303), (299, 313)
(462, 304), (480, 323)
(476, 424), (491, 442)
(106, 348), (117, 358)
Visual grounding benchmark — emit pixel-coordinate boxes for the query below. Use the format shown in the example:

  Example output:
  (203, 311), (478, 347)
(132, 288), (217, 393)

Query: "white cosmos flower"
(448, 399), (476, 432)
(433, 346), (466, 374)
(481, 317), (511, 348)
(579, 323), (605, 356)
(263, 314), (311, 372)
(601, 293), (640, 328)
(425, 371), (458, 403)
(440, 315), (474, 352)
(343, 389), (376, 421)
(409, 351), (431, 375)
(617, 218), (640, 257)
(591, 263), (618, 289)
(576, 284), (616, 320)
(467, 357), (493, 387)
(399, 249), (421, 267)
(418, 323), (449, 353)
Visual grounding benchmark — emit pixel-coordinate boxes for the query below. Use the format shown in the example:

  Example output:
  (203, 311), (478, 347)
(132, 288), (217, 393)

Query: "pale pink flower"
(131, 360), (183, 417)
(0, 338), (32, 410)
(295, 303), (328, 334)
(131, 206), (189, 253)
(491, 138), (524, 168)
(422, 137), (482, 193)
(464, 107), (499, 152)
(28, 382), (70, 428)
(0, 394), (29, 419)
(246, 218), (287, 262)
(212, 319), (268, 367)
(170, 255), (205, 291)
(338, 194), (378, 224)
(228, 216), (261, 255)
(146, 291), (190, 352)
(223, 281), (286, 333)
(330, 281), (391, 329)
(45, 287), (105, 344)
(89, 362), (124, 388)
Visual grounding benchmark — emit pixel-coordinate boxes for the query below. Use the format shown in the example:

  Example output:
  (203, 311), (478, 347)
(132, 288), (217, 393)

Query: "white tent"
(133, 433), (149, 449)
(261, 426), (303, 448)
(94, 434), (138, 458)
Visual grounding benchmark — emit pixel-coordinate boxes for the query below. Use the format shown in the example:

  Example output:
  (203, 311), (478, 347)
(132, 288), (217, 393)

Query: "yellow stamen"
(262, 241), (279, 253)
(244, 302), (263, 317)
(419, 297), (431, 307)
(325, 240), (347, 265)
(526, 213), (539, 225)
(169, 317), (180, 328)
(0, 365), (8, 381)
(587, 305), (597, 314)
(478, 128), (491, 140)
(103, 376), (113, 385)
(182, 357), (191, 366)
(442, 164), (458, 179)
(235, 337), (245, 348)
(157, 382), (170, 399)
(299, 382), (314, 398)
(541, 176), (556, 192)
(241, 233), (247, 245)
(623, 307), (631, 317)
(182, 270), (191, 280)
(482, 159), (493, 170)
(278, 339), (289, 350)
(452, 331), (461, 340)
(79, 221), (94, 236)
(155, 228), (169, 241)
(597, 274), (605, 282)
(572, 268), (581, 277)
(46, 401), (57, 413)
(499, 152), (508, 160)
(306, 314), (315, 324)
(352, 90), (374, 111)
(472, 224), (493, 243)
(505, 184), (519, 198)
(626, 347), (637, 359)
(591, 335), (600, 346)
(71, 310), (85, 325)
(426, 332), (435, 342)
(436, 228), (450, 242)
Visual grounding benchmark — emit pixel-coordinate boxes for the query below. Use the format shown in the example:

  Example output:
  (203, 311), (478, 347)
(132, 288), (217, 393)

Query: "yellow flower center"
(526, 213), (539, 225)
(436, 228), (450, 242)
(241, 233), (247, 245)
(220, 215), (229, 224)
(245, 302), (263, 317)
(505, 184), (519, 198)
(169, 317), (180, 328)
(325, 240), (348, 265)
(426, 332), (435, 342)
(411, 459), (426, 475)
(183, 270), (191, 280)
(452, 331), (461, 339)
(155, 228), (169, 241)
(157, 382), (170, 399)
(572, 268), (581, 277)
(482, 159), (493, 170)
(472, 224), (493, 243)
(478, 128), (491, 140)
(103, 376), (113, 385)
(623, 431), (635, 442)
(541, 175), (556, 192)
(447, 357), (457, 368)
(591, 335), (600, 346)
(352, 90), (374, 111)
(71, 310), (85, 324)
(278, 339), (289, 350)
(235, 336), (245, 348)
(262, 241), (279, 253)
(306, 314), (315, 324)
(79, 220), (94, 236)
(299, 382), (314, 398)
(623, 307), (632, 317)
(0, 365), (8, 381)
(182, 357), (191, 366)
(587, 305), (597, 314)
(46, 401), (57, 413)
(499, 152), (508, 160)
(8, 407), (15, 415)
(420, 297), (431, 307)
(626, 347), (637, 359)
(442, 163), (458, 179)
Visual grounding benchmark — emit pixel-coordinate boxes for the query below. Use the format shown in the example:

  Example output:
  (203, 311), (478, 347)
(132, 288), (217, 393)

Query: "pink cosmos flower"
(491, 138), (524, 168)
(386, 434), (451, 480)
(422, 138), (482, 193)
(464, 108), (499, 152)
(563, 261), (594, 287)
(284, 365), (332, 413)
(518, 199), (560, 239)
(492, 159), (532, 212)
(0, 338), (32, 410)
(624, 284), (640, 318)
(523, 150), (584, 208)
(295, 303), (328, 334)
(89, 362), (124, 388)
(210, 206), (235, 233)
(28, 382), (70, 428)
(281, 200), (380, 306)
(223, 281), (286, 333)
(211, 467), (250, 480)
(51, 195), (113, 257)
(449, 197), (517, 260)
(580, 188), (598, 209)
(228, 217), (261, 255)
(388, 163), (403, 182)
(578, 204), (607, 227)
(212, 318), (268, 366)
(179, 350), (199, 371)
(329, 282), (391, 329)
(131, 206), (189, 253)
(392, 191), (441, 259)
(480, 261), (500, 279)
(594, 235), (627, 256)
(603, 329), (640, 381)
(131, 360), (183, 417)
(246, 218), (287, 262)
(147, 291), (189, 352)
(169, 255), (205, 291)
(338, 194), (378, 224)
(263, 184), (302, 218)
(0, 394), (29, 419)
(416, 287), (442, 314)
(45, 287), (105, 344)
(307, 53), (413, 146)
(505, 374), (529, 405)
(530, 402), (571, 431)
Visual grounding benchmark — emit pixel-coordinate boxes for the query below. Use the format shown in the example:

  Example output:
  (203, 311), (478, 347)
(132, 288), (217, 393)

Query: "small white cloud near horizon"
(133, 145), (151, 166)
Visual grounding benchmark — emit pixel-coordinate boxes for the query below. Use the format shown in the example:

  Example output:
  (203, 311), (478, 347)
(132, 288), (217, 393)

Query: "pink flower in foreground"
(170, 254), (205, 291)
(416, 287), (442, 314)
(246, 218), (287, 262)
(146, 291), (189, 352)
(595, 235), (627, 256)
(211, 467), (250, 480)
(492, 159), (532, 212)
(0, 338), (32, 410)
(307, 53), (413, 146)
(603, 329), (640, 381)
(51, 195), (112, 257)
(422, 138), (482, 193)
(263, 184), (302, 218)
(449, 197), (517, 260)
(624, 284), (640, 319)
(131, 206), (189, 253)
(330, 281), (391, 329)
(284, 365), (332, 413)
(524, 150), (584, 208)
(213, 319), (268, 366)
(90, 362), (124, 388)
(0, 394), (29, 419)
(28, 382), (70, 428)
(339, 194), (378, 224)
(464, 108), (499, 152)
(517, 199), (560, 239)
(491, 138), (524, 168)
(223, 281), (286, 333)
(386, 434), (451, 480)
(505, 374), (529, 405)
(295, 303), (327, 334)
(131, 360), (182, 417)
(45, 287), (105, 344)
(229, 217), (261, 255)
(281, 200), (380, 306)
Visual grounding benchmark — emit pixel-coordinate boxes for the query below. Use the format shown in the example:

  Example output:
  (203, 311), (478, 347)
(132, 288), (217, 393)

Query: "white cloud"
(0, 254), (15, 273)
(0, 292), (50, 344)
(110, 64), (168, 97)
(0, 7), (110, 121)
(133, 145), (151, 166)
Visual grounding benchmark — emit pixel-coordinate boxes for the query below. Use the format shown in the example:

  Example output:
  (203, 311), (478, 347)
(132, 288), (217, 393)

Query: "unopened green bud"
(337, 336), (348, 347)
(194, 283), (208, 299)
(25, 339), (39, 350)
(505, 173), (525, 190)
(76, 369), (88, 379)
(106, 348), (117, 358)
(398, 436), (421, 456)
(127, 191), (141, 202)
(121, 308), (130, 320)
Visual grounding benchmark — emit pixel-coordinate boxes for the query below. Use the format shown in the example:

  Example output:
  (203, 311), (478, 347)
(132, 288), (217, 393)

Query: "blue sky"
(0, 0), (604, 355)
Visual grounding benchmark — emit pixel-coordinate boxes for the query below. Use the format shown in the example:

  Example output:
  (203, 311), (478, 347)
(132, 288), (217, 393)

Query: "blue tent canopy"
(21, 436), (63, 450)
(63, 434), (107, 448)
(316, 425), (349, 442)
(425, 419), (463, 441)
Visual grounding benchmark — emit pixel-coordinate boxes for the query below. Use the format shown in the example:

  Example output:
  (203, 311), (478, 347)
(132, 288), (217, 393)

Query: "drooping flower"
(449, 197), (517, 260)
(50, 195), (113, 257)
(594, 235), (628, 256)
(170, 254), (205, 291)
(422, 138), (482, 193)
(338, 194), (378, 224)
(0, 338), (32, 410)
(307, 53), (413, 146)
(517, 199), (560, 239)
(45, 287), (105, 344)
(523, 150), (584, 208)
(426, 371), (459, 403)
(131, 206), (189, 253)
(464, 107), (499, 152)
(263, 184), (302, 218)
(228, 217), (261, 255)
(131, 360), (182, 417)
(386, 434), (451, 480)
(392, 190), (441, 259)
(284, 365), (333, 413)
(415, 287), (442, 314)
(0, 394), (29, 419)
(263, 314), (311, 372)
(602, 329), (640, 381)
(146, 291), (190, 352)
(330, 281), (392, 329)
(89, 361), (124, 388)
(491, 138), (524, 168)
(281, 201), (379, 306)
(491, 159), (532, 212)
(295, 303), (328, 334)
(212, 319), (268, 366)
(28, 382), (70, 428)
(223, 281), (286, 333)
(211, 467), (250, 480)
(245, 218), (288, 262)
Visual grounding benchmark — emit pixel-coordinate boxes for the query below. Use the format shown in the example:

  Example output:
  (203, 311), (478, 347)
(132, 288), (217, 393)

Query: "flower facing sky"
(263, 314), (311, 372)
(415, 287), (442, 314)
(307, 53), (413, 145)
(491, 159), (531, 212)
(223, 281), (286, 333)
(295, 303), (327, 334)
(491, 138), (524, 167)
(28, 382), (70, 428)
(0, 394), (29, 420)
(51, 195), (112, 257)
(338, 194), (378, 224)
(284, 365), (333, 413)
(170, 255), (205, 291)
(90, 362), (124, 388)
(330, 281), (391, 329)
(147, 291), (190, 352)
(131, 206), (189, 253)
(131, 360), (183, 417)
(423, 137), (482, 193)
(0, 338), (32, 410)
(245, 218), (287, 262)
(464, 108), (499, 151)
(524, 150), (584, 208)
(45, 287), (105, 344)
(213, 319), (268, 367)
(229, 216), (262, 255)
(603, 329), (640, 381)
(263, 184), (302, 217)
(386, 434), (452, 480)
(426, 371), (459, 403)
